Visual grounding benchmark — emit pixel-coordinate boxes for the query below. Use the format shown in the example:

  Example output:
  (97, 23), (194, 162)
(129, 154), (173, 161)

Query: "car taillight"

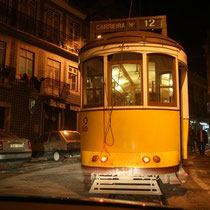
(28, 141), (31, 149)
(0, 141), (3, 150)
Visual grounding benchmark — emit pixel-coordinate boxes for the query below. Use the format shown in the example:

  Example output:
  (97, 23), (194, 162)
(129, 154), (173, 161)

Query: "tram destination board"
(90, 15), (167, 40)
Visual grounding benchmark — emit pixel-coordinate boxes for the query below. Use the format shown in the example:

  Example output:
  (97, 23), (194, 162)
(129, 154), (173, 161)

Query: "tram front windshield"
(82, 52), (176, 108)
(109, 52), (142, 106)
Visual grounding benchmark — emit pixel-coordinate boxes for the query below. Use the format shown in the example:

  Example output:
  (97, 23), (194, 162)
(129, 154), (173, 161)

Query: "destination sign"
(90, 15), (167, 39)
(95, 21), (136, 31)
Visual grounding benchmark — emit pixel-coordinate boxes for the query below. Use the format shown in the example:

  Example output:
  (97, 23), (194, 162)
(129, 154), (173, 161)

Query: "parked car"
(32, 130), (80, 161)
(0, 129), (32, 167)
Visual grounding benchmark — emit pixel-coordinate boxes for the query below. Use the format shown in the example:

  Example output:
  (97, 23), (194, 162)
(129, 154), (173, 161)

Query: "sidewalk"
(187, 143), (210, 157)
(167, 144), (210, 210)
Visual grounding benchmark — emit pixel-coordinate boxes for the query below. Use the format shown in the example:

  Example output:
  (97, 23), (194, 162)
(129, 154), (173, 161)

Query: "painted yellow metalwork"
(182, 119), (189, 159)
(80, 109), (181, 168)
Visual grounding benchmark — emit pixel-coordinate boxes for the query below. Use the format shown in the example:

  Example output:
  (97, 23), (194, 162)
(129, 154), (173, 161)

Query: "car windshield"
(0, 1), (209, 210)
(62, 131), (80, 141)
(0, 130), (18, 139)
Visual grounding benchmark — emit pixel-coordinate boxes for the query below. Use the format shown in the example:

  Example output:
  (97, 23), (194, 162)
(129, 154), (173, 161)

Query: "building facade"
(188, 71), (209, 133)
(204, 30), (210, 96)
(0, 0), (87, 141)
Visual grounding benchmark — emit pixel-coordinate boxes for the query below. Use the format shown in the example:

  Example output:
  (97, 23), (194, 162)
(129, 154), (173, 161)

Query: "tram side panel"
(80, 109), (181, 171)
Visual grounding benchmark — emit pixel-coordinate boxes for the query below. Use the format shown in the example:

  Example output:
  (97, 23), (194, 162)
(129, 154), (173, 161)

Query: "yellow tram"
(79, 16), (189, 187)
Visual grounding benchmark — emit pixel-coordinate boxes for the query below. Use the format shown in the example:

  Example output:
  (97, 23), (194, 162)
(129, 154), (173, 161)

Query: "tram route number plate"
(140, 18), (162, 29)
(95, 18), (162, 32)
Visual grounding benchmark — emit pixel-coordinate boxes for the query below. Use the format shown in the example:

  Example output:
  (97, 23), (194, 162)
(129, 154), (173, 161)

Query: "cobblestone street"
(0, 146), (210, 209)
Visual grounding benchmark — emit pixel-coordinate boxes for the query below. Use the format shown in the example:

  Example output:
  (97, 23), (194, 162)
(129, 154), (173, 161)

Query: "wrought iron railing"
(0, 64), (16, 84)
(0, 2), (81, 52)
(40, 77), (70, 99)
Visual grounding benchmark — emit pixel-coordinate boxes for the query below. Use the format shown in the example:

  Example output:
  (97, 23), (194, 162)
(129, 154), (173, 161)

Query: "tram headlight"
(153, 156), (161, 163)
(142, 156), (150, 163)
(92, 155), (99, 162)
(100, 156), (108, 163)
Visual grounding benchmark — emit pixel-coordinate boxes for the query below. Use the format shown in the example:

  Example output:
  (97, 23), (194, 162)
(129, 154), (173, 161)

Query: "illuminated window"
(47, 58), (60, 81)
(0, 41), (6, 66)
(148, 54), (175, 105)
(68, 66), (78, 91)
(20, 48), (34, 76)
(109, 53), (142, 106)
(83, 57), (103, 107)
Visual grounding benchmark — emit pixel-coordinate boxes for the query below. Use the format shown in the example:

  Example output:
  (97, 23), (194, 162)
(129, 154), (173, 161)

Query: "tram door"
(179, 63), (189, 159)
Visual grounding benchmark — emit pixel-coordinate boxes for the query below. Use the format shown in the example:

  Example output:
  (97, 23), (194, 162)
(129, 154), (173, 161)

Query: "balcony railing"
(0, 2), (81, 52)
(0, 64), (16, 84)
(40, 77), (70, 100)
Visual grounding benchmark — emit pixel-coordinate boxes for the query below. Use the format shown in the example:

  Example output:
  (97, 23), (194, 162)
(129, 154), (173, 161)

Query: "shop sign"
(70, 105), (80, 111)
(49, 99), (66, 109)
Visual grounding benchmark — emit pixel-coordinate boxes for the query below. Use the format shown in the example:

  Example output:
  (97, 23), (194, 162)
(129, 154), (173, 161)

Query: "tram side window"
(148, 54), (176, 105)
(108, 53), (142, 106)
(83, 57), (104, 107)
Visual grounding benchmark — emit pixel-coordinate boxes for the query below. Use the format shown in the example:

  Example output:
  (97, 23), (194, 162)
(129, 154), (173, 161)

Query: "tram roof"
(80, 31), (185, 53)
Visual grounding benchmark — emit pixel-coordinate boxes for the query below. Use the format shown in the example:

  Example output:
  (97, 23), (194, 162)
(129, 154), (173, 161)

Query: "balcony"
(0, 65), (16, 85)
(40, 77), (70, 100)
(0, 2), (81, 53)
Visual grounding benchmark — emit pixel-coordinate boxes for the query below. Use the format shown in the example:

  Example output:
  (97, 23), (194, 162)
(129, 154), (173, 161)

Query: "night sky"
(70, 0), (210, 77)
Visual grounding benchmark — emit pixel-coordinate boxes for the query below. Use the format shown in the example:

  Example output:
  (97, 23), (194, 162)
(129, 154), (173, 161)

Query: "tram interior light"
(97, 34), (102, 39)
(115, 85), (122, 91)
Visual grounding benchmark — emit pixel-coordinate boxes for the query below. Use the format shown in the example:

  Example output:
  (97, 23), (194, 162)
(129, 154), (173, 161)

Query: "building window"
(83, 57), (104, 107)
(19, 0), (37, 18)
(45, 9), (60, 43)
(148, 54), (176, 105)
(108, 52), (143, 106)
(0, 41), (6, 66)
(67, 19), (80, 50)
(47, 58), (60, 81)
(68, 66), (78, 91)
(20, 48), (34, 76)
(46, 9), (60, 29)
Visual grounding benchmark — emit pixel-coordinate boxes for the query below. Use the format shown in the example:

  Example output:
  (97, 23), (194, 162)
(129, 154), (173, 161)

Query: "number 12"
(144, 19), (155, 27)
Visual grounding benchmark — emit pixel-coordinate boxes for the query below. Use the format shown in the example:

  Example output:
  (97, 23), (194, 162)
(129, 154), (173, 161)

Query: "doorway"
(64, 110), (77, 130)
(0, 107), (5, 129)
(0, 104), (11, 131)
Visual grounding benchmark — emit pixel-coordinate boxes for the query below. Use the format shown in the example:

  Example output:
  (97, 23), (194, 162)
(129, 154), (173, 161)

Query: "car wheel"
(53, 151), (64, 162)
